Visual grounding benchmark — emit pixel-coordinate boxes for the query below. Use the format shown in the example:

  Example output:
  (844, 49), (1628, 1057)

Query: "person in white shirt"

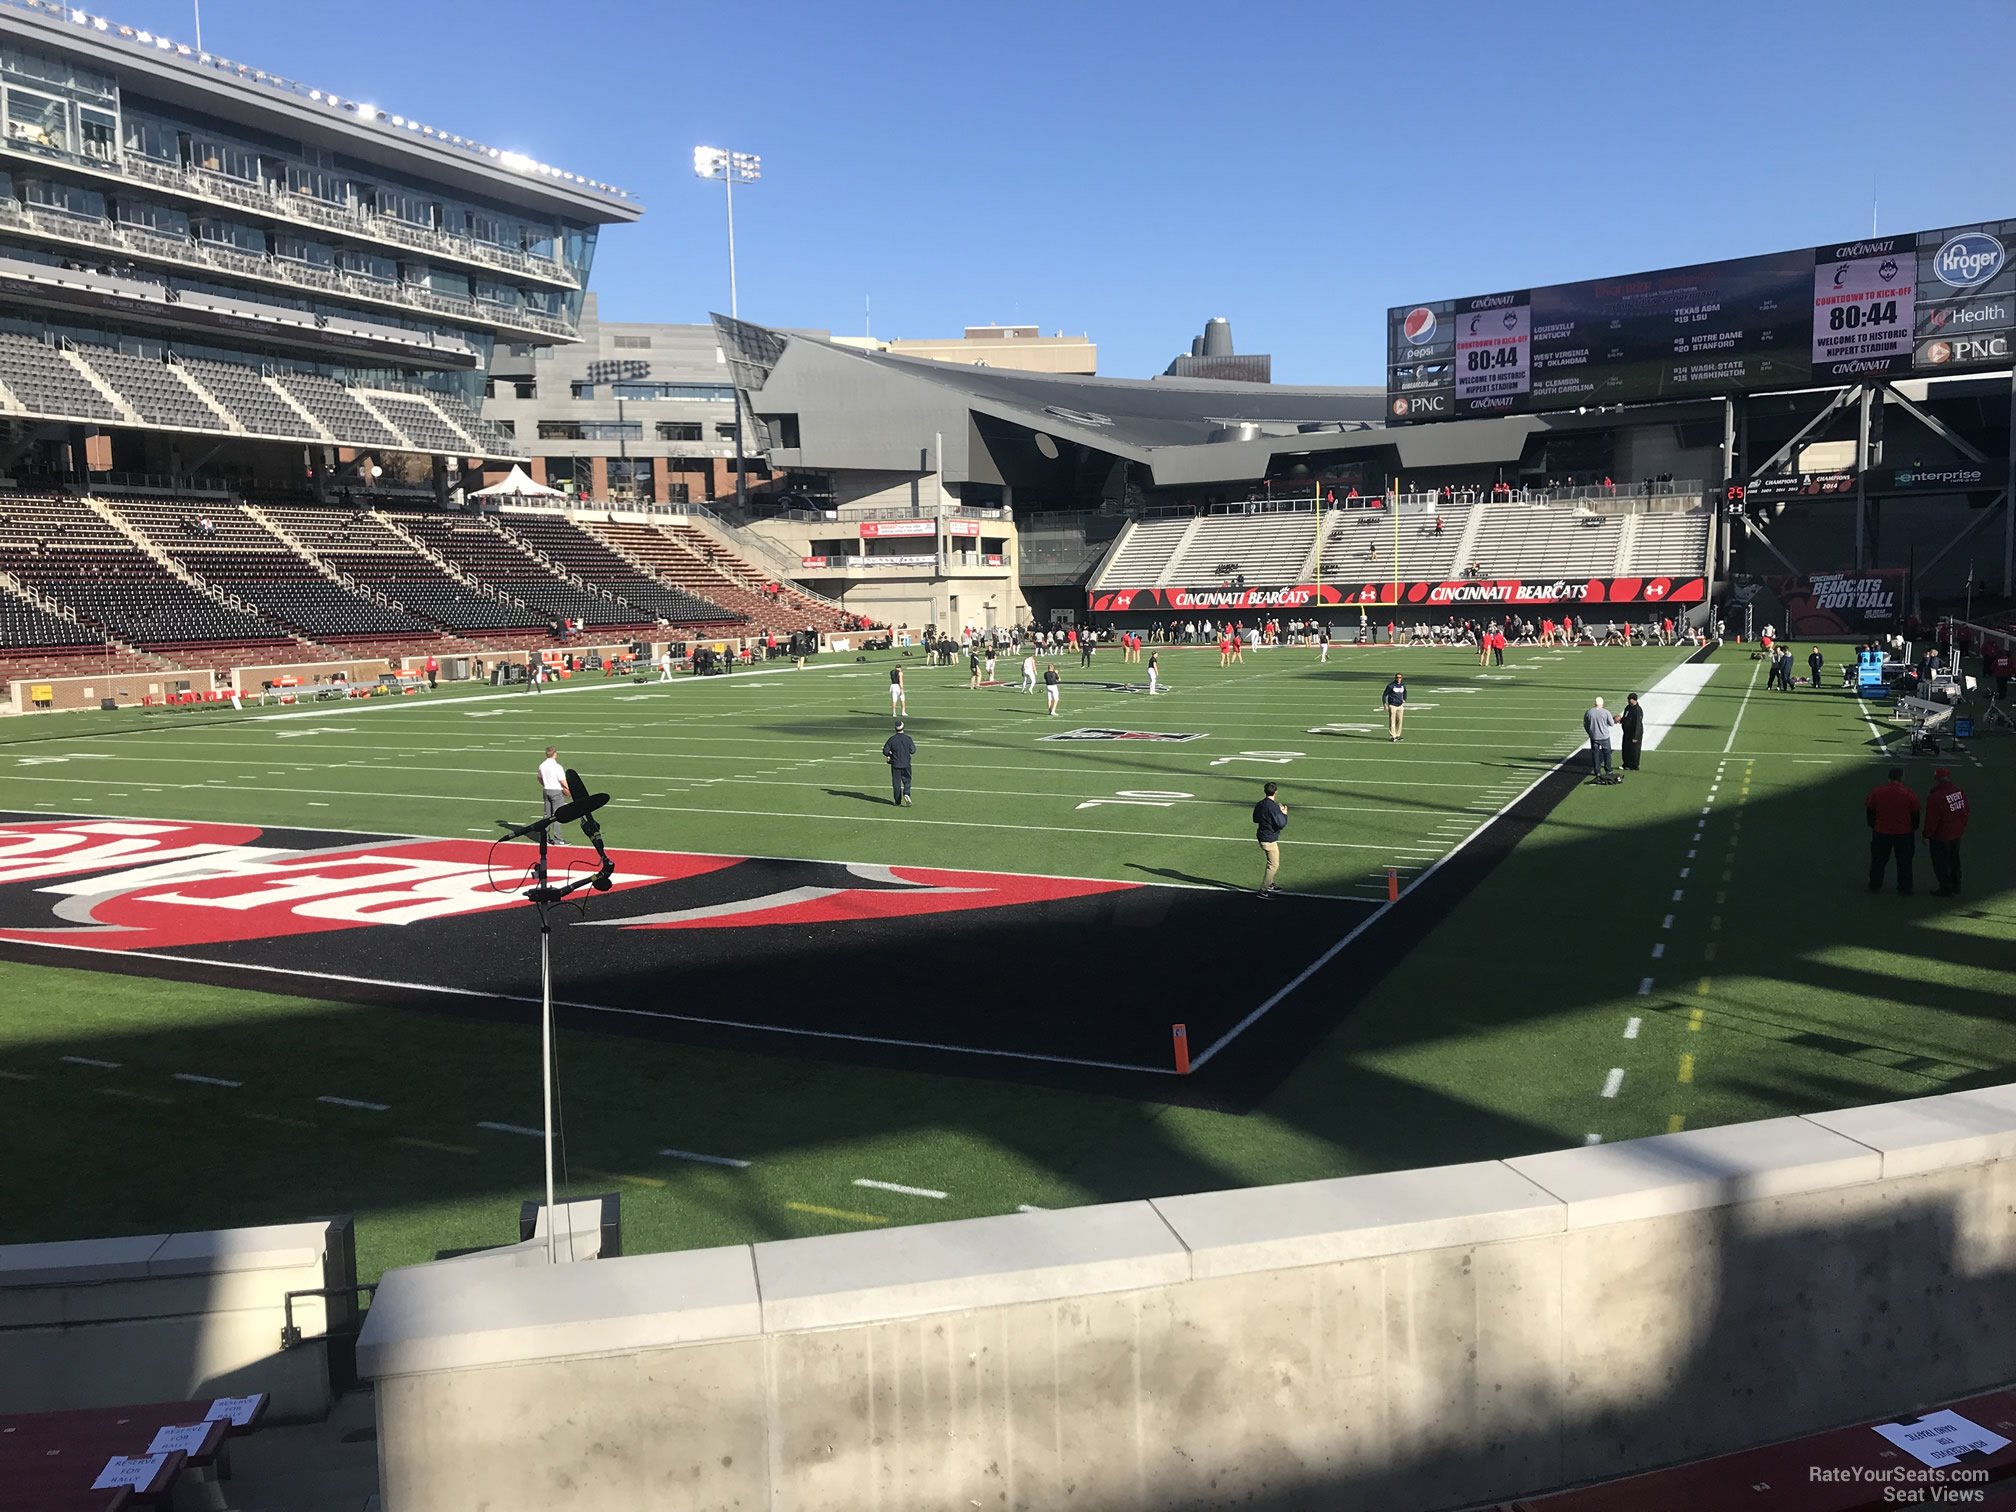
(538, 746), (567, 820)
(657, 649), (673, 682)
(1021, 654), (1038, 693)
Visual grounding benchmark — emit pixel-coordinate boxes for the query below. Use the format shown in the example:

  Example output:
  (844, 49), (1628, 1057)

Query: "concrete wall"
(4, 665), (215, 714)
(357, 1084), (2016, 1512)
(0, 1218), (356, 1421)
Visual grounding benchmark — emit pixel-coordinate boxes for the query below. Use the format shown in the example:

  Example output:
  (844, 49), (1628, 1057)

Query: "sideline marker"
(1172, 1023), (1191, 1075)
(1386, 867), (1400, 901)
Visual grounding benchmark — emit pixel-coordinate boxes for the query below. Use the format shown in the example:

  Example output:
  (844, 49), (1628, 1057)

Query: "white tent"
(469, 465), (566, 500)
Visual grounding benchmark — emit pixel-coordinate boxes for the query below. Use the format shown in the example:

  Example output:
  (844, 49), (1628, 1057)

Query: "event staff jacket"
(1382, 680), (1407, 706)
(1865, 782), (1921, 836)
(1253, 798), (1288, 843)
(882, 732), (916, 771)
(1925, 780), (1970, 841)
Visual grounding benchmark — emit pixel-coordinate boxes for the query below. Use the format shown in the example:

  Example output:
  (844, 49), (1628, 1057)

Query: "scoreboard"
(1387, 219), (2016, 423)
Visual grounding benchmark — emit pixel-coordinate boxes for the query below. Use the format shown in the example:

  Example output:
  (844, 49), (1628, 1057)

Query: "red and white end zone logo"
(0, 819), (726, 950)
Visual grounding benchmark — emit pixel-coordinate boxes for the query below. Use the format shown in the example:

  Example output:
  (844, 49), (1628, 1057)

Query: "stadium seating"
(1162, 513), (1314, 585)
(270, 372), (403, 449)
(177, 359), (322, 439)
(586, 519), (841, 632)
(1624, 511), (1712, 576)
(397, 514), (651, 628)
(1466, 505), (1623, 578)
(366, 394), (473, 456)
(264, 507), (546, 633)
(426, 387), (520, 455)
(1093, 501), (1712, 595)
(1322, 505), (1470, 580)
(1100, 517), (1192, 583)
(495, 513), (734, 623)
(71, 345), (231, 432)
(0, 333), (121, 421)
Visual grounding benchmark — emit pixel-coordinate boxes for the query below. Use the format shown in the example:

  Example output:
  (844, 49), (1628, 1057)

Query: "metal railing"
(4, 205), (556, 348)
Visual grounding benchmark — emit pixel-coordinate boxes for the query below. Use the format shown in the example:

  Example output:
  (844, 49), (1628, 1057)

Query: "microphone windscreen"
(565, 768), (591, 805)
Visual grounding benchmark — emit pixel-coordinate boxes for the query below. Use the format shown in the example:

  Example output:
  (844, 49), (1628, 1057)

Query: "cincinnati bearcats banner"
(1088, 576), (1706, 614)
(0, 815), (1367, 1070)
(1760, 569), (1907, 635)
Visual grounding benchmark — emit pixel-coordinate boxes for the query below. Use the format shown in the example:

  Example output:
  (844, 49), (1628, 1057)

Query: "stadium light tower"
(694, 146), (760, 510)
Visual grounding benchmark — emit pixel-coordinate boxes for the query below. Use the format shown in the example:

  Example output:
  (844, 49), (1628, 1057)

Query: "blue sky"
(110, 0), (2016, 384)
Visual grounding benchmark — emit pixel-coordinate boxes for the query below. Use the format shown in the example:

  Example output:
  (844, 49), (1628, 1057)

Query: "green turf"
(0, 641), (2007, 1282)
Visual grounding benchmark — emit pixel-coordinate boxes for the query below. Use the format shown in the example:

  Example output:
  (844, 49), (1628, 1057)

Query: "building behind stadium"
(0, 0), (634, 492)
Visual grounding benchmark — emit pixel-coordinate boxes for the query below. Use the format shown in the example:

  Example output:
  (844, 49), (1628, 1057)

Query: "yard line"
(317, 1095), (390, 1112)
(1721, 660), (1763, 754)
(785, 1202), (887, 1225)
(1637, 977), (1654, 995)
(1016, 1204), (1047, 1214)
(658, 1147), (751, 1169)
(1583, 1133), (1603, 1146)
(1650, 944), (1664, 959)
(853, 1178), (948, 1200)
(393, 1136), (478, 1156)
(1600, 1068), (1625, 1099)
(60, 1054), (120, 1069)
(476, 1120), (544, 1138)
(1623, 1017), (1642, 1039)
(173, 1072), (241, 1088)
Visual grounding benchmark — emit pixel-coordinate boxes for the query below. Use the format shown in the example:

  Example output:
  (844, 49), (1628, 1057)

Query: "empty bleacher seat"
(1625, 512), (1711, 576)
(71, 346), (230, 432)
(366, 395), (473, 456)
(498, 513), (731, 623)
(270, 372), (402, 449)
(179, 359), (320, 439)
(0, 334), (121, 421)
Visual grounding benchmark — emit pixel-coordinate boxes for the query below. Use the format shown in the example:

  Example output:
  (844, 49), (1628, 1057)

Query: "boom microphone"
(554, 768), (609, 831)
(496, 815), (555, 841)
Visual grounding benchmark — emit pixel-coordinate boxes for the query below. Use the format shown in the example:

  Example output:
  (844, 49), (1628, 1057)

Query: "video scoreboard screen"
(1387, 219), (2016, 423)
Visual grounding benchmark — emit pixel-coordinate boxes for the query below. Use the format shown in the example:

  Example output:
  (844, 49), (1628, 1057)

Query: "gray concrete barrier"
(357, 1086), (2016, 1511)
(0, 1217), (357, 1420)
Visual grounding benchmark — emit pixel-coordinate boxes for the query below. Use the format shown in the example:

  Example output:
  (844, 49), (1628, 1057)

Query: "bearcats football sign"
(1088, 577), (1705, 613)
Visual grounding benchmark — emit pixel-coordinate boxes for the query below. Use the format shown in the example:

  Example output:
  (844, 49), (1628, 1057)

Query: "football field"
(0, 640), (2007, 1282)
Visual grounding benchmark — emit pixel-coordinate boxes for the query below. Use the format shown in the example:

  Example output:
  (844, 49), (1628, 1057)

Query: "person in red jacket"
(1865, 766), (1921, 895)
(1924, 767), (1970, 898)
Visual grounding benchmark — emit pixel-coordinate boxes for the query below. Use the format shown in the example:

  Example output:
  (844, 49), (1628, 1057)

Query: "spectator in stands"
(1865, 766), (1920, 895)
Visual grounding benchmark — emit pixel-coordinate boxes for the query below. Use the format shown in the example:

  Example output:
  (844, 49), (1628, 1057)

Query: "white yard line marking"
(1662, 914), (1675, 929)
(1600, 1068), (1625, 1099)
(854, 1178), (948, 1200)
(317, 1096), (390, 1112)
(1637, 977), (1654, 995)
(476, 1120), (544, 1137)
(1016, 1204), (1047, 1214)
(60, 1054), (120, 1069)
(1721, 661), (1762, 753)
(1583, 1133), (1604, 1146)
(1624, 1017), (1642, 1039)
(173, 1072), (241, 1088)
(1650, 944), (1665, 959)
(658, 1147), (751, 1169)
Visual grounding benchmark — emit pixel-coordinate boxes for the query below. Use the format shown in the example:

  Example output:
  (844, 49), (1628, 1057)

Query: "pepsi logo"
(1934, 232), (2005, 290)
(1402, 307), (1437, 345)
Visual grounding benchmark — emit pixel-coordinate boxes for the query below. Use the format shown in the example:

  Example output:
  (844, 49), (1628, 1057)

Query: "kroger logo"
(1934, 233), (2005, 290)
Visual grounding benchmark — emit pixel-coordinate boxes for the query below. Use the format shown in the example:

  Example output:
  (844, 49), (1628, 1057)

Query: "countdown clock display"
(1387, 218), (2015, 422)
(1812, 236), (1916, 379)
